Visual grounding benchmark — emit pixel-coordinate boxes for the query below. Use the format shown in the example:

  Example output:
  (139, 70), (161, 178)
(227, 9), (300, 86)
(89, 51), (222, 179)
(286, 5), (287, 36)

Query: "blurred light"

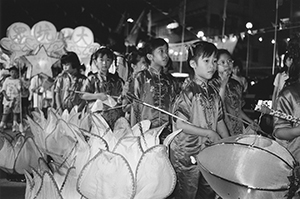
(202, 36), (207, 41)
(174, 51), (179, 56)
(247, 30), (252, 34)
(171, 72), (189, 78)
(250, 81), (255, 86)
(137, 42), (144, 49)
(287, 38), (290, 42)
(271, 39), (275, 44)
(190, 156), (197, 164)
(127, 18), (134, 23)
(246, 22), (253, 29)
(222, 38), (226, 43)
(169, 49), (174, 54)
(166, 22), (179, 29)
(197, 31), (204, 38)
(241, 33), (246, 39)
(164, 38), (169, 43)
(230, 36), (237, 42)
(258, 37), (263, 42)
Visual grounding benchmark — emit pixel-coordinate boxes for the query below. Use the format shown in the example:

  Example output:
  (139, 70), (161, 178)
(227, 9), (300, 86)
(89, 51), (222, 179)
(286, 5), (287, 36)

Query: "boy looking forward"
(170, 41), (229, 199)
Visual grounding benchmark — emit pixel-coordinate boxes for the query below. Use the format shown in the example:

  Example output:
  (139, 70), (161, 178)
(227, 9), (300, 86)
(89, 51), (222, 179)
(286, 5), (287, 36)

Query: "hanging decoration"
(0, 21), (101, 77)
(168, 34), (238, 62)
(0, 22), (37, 60)
(62, 26), (100, 67)
(0, 21), (65, 62)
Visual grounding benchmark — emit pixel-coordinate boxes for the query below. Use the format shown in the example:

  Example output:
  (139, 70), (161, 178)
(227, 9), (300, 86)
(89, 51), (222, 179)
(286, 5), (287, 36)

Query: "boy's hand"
(206, 130), (221, 144)
(219, 70), (231, 87)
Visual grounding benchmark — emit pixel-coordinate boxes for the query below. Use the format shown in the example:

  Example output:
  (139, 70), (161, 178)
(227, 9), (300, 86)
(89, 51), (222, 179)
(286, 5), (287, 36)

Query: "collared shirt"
(131, 69), (177, 128)
(210, 77), (244, 135)
(88, 72), (124, 128)
(54, 72), (90, 111)
(273, 80), (300, 162)
(171, 78), (223, 155)
(88, 72), (124, 97)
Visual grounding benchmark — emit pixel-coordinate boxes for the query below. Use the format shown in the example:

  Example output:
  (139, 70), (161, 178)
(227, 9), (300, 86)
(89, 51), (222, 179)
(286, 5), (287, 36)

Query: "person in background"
(127, 49), (148, 79)
(53, 51), (90, 113)
(273, 36), (300, 163)
(232, 58), (248, 94)
(0, 66), (21, 132)
(170, 41), (229, 199)
(163, 58), (180, 96)
(130, 38), (177, 140)
(79, 64), (86, 76)
(0, 63), (9, 119)
(50, 60), (62, 110)
(211, 49), (258, 136)
(272, 52), (293, 109)
(0, 63), (9, 84)
(122, 49), (148, 116)
(20, 68), (30, 118)
(81, 47), (124, 128)
(29, 73), (53, 114)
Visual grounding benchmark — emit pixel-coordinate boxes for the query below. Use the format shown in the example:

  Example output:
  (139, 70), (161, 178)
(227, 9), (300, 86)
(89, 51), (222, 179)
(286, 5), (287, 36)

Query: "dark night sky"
(0, 0), (180, 44)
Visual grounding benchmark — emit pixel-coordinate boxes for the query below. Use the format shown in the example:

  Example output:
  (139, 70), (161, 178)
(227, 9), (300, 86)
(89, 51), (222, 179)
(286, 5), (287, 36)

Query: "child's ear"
(146, 53), (153, 62)
(189, 60), (196, 68)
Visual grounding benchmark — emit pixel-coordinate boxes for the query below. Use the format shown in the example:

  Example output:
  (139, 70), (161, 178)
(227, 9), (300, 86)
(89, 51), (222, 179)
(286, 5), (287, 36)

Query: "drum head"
(197, 135), (295, 199)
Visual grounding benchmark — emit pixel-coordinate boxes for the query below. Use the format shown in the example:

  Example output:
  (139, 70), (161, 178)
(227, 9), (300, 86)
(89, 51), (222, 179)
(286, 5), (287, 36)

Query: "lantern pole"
(179, 0), (186, 73)
(272, 0), (279, 75)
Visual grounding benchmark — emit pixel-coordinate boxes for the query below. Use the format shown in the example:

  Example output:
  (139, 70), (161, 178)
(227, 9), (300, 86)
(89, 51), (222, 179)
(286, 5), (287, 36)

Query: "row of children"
(0, 37), (256, 198)
(52, 38), (257, 198)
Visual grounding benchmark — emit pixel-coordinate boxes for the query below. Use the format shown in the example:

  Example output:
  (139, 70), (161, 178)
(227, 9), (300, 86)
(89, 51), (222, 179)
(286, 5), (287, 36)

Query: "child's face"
(286, 57), (293, 67)
(62, 63), (76, 74)
(94, 54), (113, 74)
(217, 54), (234, 78)
(133, 57), (147, 73)
(232, 66), (239, 75)
(149, 44), (169, 68)
(192, 53), (217, 81)
(10, 69), (18, 78)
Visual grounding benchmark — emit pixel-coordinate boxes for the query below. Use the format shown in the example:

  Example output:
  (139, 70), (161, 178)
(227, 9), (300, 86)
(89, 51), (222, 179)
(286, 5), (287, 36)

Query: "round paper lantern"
(7, 22), (31, 44)
(32, 21), (57, 44)
(72, 26), (94, 47)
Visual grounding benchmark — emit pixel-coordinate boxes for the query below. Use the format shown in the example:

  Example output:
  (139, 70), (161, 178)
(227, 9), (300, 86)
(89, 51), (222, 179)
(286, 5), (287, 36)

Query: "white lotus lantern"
(24, 106), (180, 199)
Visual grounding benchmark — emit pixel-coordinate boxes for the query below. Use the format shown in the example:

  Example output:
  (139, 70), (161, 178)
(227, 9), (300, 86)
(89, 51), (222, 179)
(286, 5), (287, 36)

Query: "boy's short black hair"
(188, 41), (218, 63)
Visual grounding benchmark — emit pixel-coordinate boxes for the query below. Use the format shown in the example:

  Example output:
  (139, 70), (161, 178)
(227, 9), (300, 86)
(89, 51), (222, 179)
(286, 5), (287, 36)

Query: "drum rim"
(213, 134), (296, 168)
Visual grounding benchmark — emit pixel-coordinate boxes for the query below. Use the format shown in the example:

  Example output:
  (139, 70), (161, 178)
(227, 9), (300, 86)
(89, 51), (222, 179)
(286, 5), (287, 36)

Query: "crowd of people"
(1, 34), (300, 198)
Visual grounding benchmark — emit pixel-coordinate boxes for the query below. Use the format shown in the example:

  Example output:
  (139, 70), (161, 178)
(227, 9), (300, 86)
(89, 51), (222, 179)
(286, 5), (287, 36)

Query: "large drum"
(197, 134), (296, 199)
